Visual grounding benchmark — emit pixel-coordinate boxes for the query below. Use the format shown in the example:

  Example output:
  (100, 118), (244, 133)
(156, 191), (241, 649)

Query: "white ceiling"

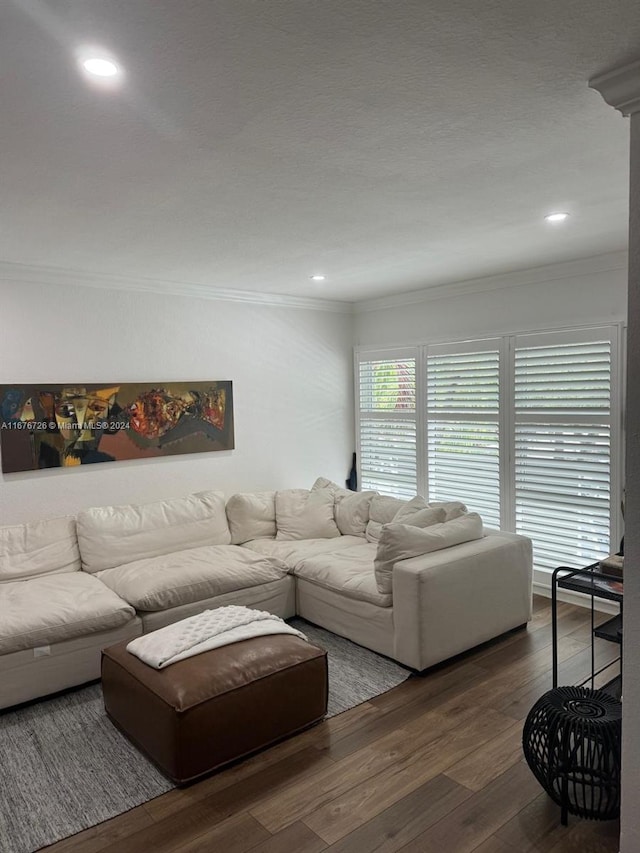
(2, 0), (639, 303)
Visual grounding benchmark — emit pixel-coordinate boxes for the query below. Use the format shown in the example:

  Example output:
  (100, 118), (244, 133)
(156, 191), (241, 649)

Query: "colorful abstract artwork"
(0, 381), (234, 473)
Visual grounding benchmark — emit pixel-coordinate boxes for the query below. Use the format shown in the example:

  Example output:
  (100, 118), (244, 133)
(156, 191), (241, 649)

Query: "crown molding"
(0, 251), (628, 316)
(355, 251), (628, 314)
(0, 260), (354, 314)
(589, 59), (640, 116)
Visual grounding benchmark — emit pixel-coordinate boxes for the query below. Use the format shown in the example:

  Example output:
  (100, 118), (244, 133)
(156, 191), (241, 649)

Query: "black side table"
(523, 685), (622, 825)
(552, 563), (623, 697)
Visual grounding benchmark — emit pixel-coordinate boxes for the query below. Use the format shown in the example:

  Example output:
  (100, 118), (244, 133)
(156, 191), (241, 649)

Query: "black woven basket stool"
(523, 686), (622, 826)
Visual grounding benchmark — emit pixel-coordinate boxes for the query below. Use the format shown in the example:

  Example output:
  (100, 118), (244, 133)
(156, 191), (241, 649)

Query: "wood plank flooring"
(43, 596), (621, 853)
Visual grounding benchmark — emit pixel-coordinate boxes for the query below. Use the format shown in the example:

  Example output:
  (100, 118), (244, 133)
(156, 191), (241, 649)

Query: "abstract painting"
(0, 381), (234, 473)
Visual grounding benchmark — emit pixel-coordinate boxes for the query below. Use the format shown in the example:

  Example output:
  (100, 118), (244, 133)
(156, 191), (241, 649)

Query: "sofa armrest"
(392, 532), (533, 670)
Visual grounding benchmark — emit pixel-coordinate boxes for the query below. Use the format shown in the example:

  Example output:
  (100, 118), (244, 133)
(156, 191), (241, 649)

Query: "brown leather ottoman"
(101, 634), (328, 784)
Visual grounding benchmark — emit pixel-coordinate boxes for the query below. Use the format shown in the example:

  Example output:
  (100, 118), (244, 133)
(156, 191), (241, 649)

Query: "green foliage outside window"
(372, 362), (415, 410)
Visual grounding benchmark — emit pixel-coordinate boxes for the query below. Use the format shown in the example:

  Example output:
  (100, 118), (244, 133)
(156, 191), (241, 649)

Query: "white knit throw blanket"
(126, 605), (307, 669)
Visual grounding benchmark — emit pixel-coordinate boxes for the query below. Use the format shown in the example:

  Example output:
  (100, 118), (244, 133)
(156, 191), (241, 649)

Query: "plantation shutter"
(357, 350), (417, 498)
(514, 329), (615, 570)
(426, 341), (502, 528)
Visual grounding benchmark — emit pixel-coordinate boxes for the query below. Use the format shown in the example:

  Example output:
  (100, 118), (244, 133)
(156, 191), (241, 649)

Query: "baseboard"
(533, 574), (618, 616)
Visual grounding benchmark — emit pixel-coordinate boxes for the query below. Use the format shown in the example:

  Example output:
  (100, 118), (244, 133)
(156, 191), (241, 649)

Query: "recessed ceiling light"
(545, 212), (570, 222)
(77, 48), (124, 87)
(82, 57), (119, 77)
(310, 275), (326, 282)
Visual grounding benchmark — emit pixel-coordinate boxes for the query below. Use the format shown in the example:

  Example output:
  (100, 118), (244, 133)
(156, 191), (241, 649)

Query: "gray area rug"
(0, 619), (409, 853)
(288, 618), (409, 716)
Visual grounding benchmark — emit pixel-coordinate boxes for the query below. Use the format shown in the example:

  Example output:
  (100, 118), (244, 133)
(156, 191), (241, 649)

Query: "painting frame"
(0, 381), (234, 473)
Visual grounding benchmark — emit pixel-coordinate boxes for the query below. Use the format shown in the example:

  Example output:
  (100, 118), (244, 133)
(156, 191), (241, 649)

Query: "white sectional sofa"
(0, 480), (533, 709)
(0, 516), (142, 710)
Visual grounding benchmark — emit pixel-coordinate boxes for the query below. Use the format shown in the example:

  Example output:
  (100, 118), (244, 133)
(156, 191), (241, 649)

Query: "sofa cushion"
(0, 517), (80, 583)
(242, 535), (366, 571)
(275, 489), (340, 541)
(226, 492), (276, 544)
(392, 497), (449, 529)
(374, 513), (484, 594)
(366, 494), (410, 542)
(394, 505), (447, 530)
(95, 545), (287, 612)
(311, 476), (341, 492)
(0, 573), (136, 655)
(335, 491), (377, 537)
(77, 491), (230, 573)
(311, 478), (376, 537)
(294, 543), (392, 607)
(429, 500), (468, 521)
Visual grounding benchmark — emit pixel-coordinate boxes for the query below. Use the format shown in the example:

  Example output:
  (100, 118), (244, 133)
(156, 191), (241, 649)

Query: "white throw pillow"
(374, 512), (484, 594)
(392, 496), (438, 527)
(275, 489), (341, 540)
(393, 503), (446, 529)
(335, 491), (376, 537)
(311, 476), (376, 537)
(428, 500), (468, 521)
(311, 476), (342, 493)
(226, 491), (276, 544)
(365, 494), (410, 542)
(393, 495), (427, 514)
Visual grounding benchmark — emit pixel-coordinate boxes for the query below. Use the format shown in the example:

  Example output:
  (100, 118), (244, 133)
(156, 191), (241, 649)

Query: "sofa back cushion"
(77, 491), (230, 573)
(311, 477), (376, 537)
(374, 512), (484, 594)
(226, 491), (276, 544)
(275, 489), (341, 541)
(0, 516), (81, 583)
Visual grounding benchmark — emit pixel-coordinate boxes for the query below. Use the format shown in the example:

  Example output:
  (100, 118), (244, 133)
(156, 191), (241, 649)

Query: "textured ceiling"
(2, 0), (639, 302)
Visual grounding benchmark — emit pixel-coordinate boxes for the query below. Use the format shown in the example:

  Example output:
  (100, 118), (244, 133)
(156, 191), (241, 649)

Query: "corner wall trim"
(589, 59), (640, 116)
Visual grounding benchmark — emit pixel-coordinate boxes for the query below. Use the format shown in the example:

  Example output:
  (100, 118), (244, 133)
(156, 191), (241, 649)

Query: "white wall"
(0, 253), (628, 528)
(621, 117), (640, 853)
(0, 281), (354, 524)
(354, 253), (627, 346)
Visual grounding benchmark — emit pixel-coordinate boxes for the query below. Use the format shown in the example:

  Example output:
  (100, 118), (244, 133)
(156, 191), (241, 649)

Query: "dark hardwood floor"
(44, 596), (621, 853)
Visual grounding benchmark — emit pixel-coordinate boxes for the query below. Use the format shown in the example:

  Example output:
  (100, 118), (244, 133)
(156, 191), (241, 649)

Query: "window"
(355, 326), (621, 569)
(514, 331), (615, 569)
(427, 341), (502, 529)
(357, 350), (417, 498)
